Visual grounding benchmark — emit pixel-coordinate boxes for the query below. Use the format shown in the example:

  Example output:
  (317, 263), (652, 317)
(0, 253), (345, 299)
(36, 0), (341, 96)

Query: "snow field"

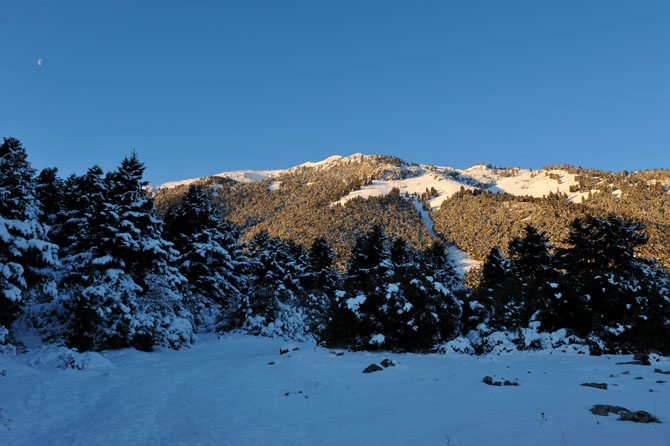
(332, 169), (476, 210)
(2, 334), (669, 446)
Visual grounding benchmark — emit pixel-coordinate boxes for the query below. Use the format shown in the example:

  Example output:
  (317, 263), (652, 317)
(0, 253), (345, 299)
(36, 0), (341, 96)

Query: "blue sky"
(2, 1), (669, 184)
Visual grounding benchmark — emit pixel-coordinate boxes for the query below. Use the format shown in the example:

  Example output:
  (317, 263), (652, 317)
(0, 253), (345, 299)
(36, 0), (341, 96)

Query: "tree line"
(0, 138), (460, 353)
(2, 137), (668, 355)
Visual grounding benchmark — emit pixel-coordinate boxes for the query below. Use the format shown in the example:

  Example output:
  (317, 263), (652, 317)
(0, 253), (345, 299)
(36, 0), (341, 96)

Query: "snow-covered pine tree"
(324, 229), (461, 351)
(0, 138), (58, 345)
(324, 225), (392, 350)
(34, 167), (64, 227)
(302, 237), (340, 336)
(557, 215), (670, 352)
(378, 239), (463, 351)
(163, 185), (249, 330)
(507, 225), (559, 330)
(384, 238), (438, 351)
(53, 166), (114, 349)
(56, 166), (107, 266)
(625, 264), (670, 354)
(421, 241), (463, 342)
(63, 153), (193, 351)
(467, 246), (518, 331)
(238, 231), (310, 339)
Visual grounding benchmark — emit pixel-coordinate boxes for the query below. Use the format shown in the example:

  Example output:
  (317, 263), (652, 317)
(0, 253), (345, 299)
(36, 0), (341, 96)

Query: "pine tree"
(0, 138), (58, 341)
(468, 247), (518, 331)
(325, 230), (461, 351)
(63, 153), (193, 351)
(385, 238), (450, 351)
(239, 231), (309, 339)
(34, 167), (64, 227)
(163, 185), (248, 330)
(324, 225), (391, 349)
(421, 241), (463, 342)
(559, 216), (640, 333)
(507, 225), (559, 330)
(303, 237), (339, 335)
(556, 215), (669, 351)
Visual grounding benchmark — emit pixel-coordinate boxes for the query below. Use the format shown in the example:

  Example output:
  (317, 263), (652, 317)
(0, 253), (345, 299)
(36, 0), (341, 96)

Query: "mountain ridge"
(152, 153), (670, 272)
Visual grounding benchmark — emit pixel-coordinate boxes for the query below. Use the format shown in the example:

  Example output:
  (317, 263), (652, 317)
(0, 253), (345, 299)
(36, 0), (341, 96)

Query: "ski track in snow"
(2, 334), (669, 446)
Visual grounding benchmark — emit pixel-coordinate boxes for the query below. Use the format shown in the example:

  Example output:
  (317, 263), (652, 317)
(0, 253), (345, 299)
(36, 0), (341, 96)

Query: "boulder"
(363, 364), (383, 373)
(581, 382), (608, 390)
(590, 405), (630, 416)
(590, 405), (662, 423)
(380, 359), (395, 368)
(483, 376), (504, 386)
(619, 411), (661, 423)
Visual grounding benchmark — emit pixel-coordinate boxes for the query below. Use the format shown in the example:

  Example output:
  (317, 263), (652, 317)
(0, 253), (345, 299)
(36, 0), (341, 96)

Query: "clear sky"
(2, 1), (669, 184)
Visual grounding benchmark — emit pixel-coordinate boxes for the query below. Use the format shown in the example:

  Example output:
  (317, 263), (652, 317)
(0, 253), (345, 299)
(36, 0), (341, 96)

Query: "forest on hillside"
(2, 137), (669, 357)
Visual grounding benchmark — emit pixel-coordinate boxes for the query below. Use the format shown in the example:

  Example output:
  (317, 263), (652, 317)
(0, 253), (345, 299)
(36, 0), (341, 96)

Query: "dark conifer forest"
(2, 137), (669, 355)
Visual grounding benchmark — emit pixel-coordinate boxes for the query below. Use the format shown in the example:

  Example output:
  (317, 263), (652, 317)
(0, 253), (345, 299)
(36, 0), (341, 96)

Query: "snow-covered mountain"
(157, 153), (591, 205)
(152, 153), (670, 274)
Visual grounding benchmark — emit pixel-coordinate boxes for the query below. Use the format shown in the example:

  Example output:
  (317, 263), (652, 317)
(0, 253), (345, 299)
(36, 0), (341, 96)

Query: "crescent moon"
(37, 58), (43, 67)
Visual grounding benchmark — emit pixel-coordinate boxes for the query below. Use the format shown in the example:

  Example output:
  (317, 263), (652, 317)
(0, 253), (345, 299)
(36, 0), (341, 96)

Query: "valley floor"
(1, 334), (669, 446)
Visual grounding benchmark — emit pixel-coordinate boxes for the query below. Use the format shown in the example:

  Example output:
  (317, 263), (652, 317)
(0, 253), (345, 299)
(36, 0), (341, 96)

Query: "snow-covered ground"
(158, 169), (285, 189)
(447, 245), (482, 278)
(156, 154), (365, 190)
(332, 168), (476, 210)
(2, 334), (668, 446)
(157, 155), (594, 206)
(332, 164), (590, 209)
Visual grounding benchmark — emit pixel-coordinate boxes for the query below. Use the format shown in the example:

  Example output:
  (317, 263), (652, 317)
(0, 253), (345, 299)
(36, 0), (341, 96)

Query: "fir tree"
(63, 153), (193, 351)
(163, 185), (248, 330)
(0, 138), (58, 340)
(421, 241), (463, 342)
(325, 225), (391, 349)
(507, 225), (559, 330)
(468, 247), (518, 331)
(34, 167), (64, 227)
(557, 215), (668, 350)
(238, 231), (309, 339)
(303, 237), (339, 335)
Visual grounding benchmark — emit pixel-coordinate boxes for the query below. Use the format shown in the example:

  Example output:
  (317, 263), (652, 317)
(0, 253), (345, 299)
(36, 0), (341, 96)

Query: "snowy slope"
(2, 334), (668, 446)
(158, 169), (285, 189)
(334, 164), (589, 209)
(333, 167), (477, 210)
(156, 154), (367, 190)
(158, 154), (595, 205)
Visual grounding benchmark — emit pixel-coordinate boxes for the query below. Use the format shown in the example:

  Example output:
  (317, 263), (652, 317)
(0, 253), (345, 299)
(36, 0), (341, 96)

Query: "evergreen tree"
(57, 167), (107, 271)
(507, 225), (559, 330)
(625, 265), (670, 354)
(421, 241), (463, 341)
(383, 238), (448, 351)
(34, 167), (64, 227)
(468, 247), (518, 331)
(325, 225), (391, 349)
(557, 215), (669, 351)
(325, 230), (461, 351)
(238, 231), (309, 339)
(163, 185), (248, 330)
(63, 153), (193, 351)
(303, 237), (340, 335)
(0, 138), (58, 340)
